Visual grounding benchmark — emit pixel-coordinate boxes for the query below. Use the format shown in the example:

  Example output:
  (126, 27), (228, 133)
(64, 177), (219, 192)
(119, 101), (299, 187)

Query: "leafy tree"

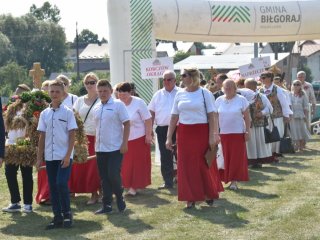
(173, 51), (191, 64)
(29, 1), (61, 23)
(0, 14), (67, 75)
(0, 32), (15, 65)
(74, 29), (99, 48)
(0, 62), (31, 96)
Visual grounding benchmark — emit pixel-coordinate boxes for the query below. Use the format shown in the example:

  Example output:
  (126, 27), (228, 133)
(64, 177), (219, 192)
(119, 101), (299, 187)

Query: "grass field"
(0, 137), (319, 240)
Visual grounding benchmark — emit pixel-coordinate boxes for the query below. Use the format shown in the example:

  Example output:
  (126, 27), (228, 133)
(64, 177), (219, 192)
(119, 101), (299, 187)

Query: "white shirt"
(37, 104), (78, 161)
(126, 97), (151, 141)
(215, 94), (249, 134)
(172, 88), (216, 124)
(302, 81), (317, 105)
(62, 93), (78, 109)
(237, 88), (256, 104)
(148, 86), (180, 126)
(93, 97), (130, 152)
(261, 83), (291, 118)
(73, 96), (100, 136)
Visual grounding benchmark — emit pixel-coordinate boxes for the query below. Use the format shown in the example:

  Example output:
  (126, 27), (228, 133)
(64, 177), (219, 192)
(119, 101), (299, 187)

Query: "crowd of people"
(0, 67), (316, 229)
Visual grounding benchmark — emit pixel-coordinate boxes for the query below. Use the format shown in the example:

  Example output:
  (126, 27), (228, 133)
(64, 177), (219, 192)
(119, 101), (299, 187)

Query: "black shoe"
(158, 184), (173, 190)
(117, 197), (126, 213)
(205, 199), (214, 206)
(94, 205), (112, 215)
(45, 216), (63, 230)
(63, 212), (73, 228)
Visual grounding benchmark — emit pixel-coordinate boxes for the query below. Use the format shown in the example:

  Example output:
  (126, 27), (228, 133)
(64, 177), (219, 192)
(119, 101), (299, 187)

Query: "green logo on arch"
(212, 5), (251, 23)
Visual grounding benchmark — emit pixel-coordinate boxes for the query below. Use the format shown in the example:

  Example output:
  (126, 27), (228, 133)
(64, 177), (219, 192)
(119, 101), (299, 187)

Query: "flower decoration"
(20, 91), (51, 119)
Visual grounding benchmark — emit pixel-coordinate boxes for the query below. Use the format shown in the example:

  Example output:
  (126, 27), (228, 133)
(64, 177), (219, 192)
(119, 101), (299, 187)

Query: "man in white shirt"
(148, 70), (179, 189)
(93, 80), (130, 215)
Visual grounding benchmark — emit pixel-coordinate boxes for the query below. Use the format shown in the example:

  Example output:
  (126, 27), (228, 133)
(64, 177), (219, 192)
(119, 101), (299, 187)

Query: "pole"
(254, 43), (258, 58)
(76, 22), (80, 81)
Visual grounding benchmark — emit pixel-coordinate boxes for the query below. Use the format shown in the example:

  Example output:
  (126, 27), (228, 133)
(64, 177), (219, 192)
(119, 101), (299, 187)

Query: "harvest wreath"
(4, 91), (88, 166)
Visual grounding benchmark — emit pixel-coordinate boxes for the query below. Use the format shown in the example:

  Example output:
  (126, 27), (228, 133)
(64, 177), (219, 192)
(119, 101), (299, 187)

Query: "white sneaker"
(23, 204), (33, 213)
(2, 203), (21, 212)
(127, 188), (137, 196)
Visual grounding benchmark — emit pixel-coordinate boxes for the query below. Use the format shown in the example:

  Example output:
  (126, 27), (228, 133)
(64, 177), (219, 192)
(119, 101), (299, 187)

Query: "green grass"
(0, 137), (320, 240)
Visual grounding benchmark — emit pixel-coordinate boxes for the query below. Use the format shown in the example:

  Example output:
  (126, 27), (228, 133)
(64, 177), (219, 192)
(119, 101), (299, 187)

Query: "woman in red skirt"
(215, 79), (250, 190)
(166, 67), (223, 209)
(117, 82), (152, 196)
(70, 72), (101, 204)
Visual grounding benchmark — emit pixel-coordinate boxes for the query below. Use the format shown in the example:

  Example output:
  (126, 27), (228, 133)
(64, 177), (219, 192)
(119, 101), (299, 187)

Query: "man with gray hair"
(297, 71), (316, 114)
(148, 70), (179, 189)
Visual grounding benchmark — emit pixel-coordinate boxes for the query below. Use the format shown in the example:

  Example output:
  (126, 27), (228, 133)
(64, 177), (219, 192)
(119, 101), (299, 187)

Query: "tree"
(173, 51), (191, 64)
(0, 62), (31, 96)
(0, 14), (67, 75)
(74, 29), (99, 48)
(29, 1), (61, 23)
(0, 32), (15, 65)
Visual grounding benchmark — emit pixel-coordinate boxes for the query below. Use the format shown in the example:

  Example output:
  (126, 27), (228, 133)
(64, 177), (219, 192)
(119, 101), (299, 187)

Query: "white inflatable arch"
(107, 0), (320, 102)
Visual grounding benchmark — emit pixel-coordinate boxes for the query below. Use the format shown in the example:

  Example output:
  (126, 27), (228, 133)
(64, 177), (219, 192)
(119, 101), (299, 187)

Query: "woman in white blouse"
(70, 72), (101, 204)
(166, 67), (223, 209)
(117, 82), (152, 196)
(215, 79), (250, 190)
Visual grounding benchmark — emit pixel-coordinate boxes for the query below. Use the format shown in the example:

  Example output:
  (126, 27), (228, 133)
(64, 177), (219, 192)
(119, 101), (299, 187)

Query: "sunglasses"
(293, 84), (301, 86)
(181, 74), (189, 78)
(85, 81), (96, 85)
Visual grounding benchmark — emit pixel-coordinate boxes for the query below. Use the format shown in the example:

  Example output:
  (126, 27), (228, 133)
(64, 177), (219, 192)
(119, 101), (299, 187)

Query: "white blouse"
(73, 96), (100, 136)
(126, 97), (152, 141)
(171, 88), (216, 124)
(215, 94), (249, 134)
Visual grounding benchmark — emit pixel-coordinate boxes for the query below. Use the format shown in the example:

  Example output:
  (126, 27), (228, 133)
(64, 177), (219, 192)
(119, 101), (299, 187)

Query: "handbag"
(264, 116), (280, 143)
(280, 123), (295, 154)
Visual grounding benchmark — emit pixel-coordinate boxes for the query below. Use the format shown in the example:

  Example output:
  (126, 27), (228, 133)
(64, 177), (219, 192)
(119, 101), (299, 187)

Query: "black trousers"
(96, 151), (123, 206)
(5, 163), (33, 205)
(156, 126), (176, 187)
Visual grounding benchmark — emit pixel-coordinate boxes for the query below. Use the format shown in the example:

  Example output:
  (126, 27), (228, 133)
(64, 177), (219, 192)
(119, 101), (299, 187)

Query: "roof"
(174, 53), (290, 70)
(300, 44), (320, 57)
(156, 41), (194, 57)
(79, 43), (109, 59)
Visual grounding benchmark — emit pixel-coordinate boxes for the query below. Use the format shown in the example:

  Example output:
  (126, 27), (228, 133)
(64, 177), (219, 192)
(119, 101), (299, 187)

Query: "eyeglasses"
(163, 78), (174, 82)
(293, 84), (301, 86)
(181, 74), (189, 78)
(85, 81), (96, 85)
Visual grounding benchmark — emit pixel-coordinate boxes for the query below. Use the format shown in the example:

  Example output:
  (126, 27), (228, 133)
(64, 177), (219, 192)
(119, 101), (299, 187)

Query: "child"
(93, 79), (130, 214)
(36, 80), (78, 229)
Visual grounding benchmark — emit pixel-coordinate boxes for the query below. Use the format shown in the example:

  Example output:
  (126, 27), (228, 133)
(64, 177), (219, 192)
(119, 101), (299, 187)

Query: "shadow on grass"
(125, 188), (171, 208)
(233, 188), (279, 199)
(183, 198), (249, 229)
(0, 211), (102, 239)
(107, 209), (153, 234)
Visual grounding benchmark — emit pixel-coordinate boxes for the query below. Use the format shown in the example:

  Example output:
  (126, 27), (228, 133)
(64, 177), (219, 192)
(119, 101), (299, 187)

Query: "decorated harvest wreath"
(4, 91), (88, 166)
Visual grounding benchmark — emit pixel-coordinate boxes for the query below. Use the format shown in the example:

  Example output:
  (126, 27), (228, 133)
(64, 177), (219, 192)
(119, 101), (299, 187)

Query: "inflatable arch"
(107, 0), (320, 102)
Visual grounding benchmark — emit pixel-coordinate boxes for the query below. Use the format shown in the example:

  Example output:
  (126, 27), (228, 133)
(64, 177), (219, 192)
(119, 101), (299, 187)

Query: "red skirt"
(177, 123), (223, 202)
(69, 135), (101, 193)
(220, 134), (249, 183)
(35, 162), (50, 204)
(121, 136), (151, 189)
